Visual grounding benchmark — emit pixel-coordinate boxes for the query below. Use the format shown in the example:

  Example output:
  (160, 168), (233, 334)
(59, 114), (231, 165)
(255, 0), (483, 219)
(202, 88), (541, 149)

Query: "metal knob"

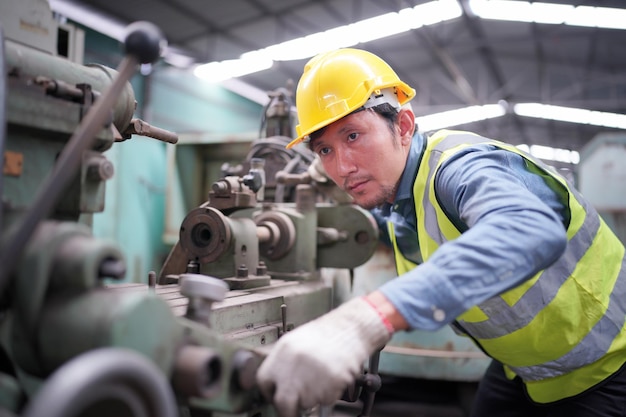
(123, 21), (166, 64)
(179, 273), (229, 324)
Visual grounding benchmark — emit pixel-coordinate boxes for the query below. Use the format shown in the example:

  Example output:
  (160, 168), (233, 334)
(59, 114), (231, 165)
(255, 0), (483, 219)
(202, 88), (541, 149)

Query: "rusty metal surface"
(2, 150), (22, 176)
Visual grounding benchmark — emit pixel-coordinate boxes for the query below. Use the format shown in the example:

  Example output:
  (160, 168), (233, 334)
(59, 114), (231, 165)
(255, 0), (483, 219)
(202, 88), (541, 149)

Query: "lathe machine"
(0, 1), (382, 416)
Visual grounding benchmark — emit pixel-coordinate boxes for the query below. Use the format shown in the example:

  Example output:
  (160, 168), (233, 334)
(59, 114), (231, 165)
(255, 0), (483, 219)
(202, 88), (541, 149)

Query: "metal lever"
(340, 350), (383, 416)
(121, 118), (178, 144)
(356, 350), (382, 417)
(0, 21), (166, 299)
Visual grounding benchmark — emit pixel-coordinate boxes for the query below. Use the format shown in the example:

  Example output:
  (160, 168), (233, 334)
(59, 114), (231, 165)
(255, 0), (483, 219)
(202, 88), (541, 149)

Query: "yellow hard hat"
(286, 48), (416, 149)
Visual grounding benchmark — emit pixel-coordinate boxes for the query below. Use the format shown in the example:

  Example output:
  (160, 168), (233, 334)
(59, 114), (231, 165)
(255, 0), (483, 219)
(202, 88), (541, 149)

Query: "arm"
(365, 290), (409, 331)
(379, 147), (568, 330)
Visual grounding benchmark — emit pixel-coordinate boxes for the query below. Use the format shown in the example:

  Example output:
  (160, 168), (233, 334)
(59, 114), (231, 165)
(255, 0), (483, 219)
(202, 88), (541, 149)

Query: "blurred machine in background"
(578, 132), (626, 245)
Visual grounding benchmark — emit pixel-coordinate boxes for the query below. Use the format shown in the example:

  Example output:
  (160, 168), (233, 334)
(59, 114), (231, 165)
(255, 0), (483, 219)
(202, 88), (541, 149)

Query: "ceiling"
(54, 0), (626, 164)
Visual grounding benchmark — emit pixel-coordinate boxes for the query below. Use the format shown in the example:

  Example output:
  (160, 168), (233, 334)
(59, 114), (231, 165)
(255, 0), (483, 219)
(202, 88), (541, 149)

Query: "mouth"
(345, 179), (368, 194)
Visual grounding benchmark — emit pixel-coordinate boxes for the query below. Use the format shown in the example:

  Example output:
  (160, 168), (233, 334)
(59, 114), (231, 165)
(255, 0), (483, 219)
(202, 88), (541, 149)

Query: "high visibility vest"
(388, 129), (626, 403)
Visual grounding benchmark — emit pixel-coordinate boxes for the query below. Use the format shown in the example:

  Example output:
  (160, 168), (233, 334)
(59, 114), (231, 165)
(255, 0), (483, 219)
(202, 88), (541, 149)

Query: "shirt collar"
(394, 132), (425, 203)
(372, 132), (425, 218)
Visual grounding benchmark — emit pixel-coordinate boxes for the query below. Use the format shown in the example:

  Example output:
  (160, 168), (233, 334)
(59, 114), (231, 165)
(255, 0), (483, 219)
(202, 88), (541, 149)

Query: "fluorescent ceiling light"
(196, 0), (626, 81)
(414, 102), (590, 165)
(468, 0), (626, 30)
(162, 47), (197, 68)
(195, 0), (461, 81)
(416, 104), (507, 132)
(51, 0), (626, 78)
(415, 102), (626, 132)
(414, 101), (598, 165)
(259, 0), (461, 62)
(517, 144), (580, 164)
(415, 103), (624, 162)
(514, 103), (626, 130)
(565, 6), (626, 30)
(193, 51), (273, 82)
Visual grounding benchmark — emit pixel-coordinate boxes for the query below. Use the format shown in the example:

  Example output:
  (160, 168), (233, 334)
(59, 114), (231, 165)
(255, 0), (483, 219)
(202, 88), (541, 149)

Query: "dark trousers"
(470, 360), (626, 417)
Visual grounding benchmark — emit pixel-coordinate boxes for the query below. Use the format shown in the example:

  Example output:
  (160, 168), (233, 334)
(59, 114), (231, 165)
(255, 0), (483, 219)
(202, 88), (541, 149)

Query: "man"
(256, 48), (626, 417)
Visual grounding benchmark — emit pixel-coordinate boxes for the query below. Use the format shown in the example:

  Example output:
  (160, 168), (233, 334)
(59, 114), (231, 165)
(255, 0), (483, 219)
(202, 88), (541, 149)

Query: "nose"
(335, 148), (358, 178)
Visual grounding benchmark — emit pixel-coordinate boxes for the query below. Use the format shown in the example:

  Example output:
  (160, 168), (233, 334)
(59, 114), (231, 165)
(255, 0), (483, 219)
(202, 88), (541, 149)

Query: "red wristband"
(362, 296), (395, 334)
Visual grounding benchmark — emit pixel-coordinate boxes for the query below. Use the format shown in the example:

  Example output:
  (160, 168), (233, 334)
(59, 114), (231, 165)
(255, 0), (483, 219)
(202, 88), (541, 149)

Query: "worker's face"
(310, 108), (414, 209)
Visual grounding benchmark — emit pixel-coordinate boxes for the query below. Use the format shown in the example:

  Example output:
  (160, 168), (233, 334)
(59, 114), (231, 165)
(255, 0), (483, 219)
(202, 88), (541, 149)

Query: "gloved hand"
(256, 296), (393, 417)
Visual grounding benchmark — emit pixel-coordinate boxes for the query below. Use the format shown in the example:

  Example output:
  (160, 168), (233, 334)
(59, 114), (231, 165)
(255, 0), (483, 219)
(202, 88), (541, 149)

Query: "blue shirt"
(373, 132), (569, 330)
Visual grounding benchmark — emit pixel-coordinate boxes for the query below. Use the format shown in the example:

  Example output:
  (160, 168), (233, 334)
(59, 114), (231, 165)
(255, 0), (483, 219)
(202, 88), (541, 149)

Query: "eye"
(347, 132), (359, 142)
(317, 146), (331, 156)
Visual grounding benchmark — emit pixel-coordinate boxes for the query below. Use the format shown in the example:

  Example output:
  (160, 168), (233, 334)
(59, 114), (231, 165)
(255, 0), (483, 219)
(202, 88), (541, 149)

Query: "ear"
(398, 108), (415, 145)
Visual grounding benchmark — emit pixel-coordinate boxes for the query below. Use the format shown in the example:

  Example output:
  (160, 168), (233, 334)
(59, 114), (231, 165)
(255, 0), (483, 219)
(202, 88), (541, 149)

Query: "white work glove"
(256, 297), (393, 417)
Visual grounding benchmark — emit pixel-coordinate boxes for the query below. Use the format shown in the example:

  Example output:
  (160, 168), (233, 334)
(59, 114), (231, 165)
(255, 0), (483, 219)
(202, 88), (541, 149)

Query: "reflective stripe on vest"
(394, 129), (626, 402)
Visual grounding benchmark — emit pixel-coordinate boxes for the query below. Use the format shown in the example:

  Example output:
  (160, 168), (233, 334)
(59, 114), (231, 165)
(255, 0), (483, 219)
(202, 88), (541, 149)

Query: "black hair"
(308, 102), (401, 146)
